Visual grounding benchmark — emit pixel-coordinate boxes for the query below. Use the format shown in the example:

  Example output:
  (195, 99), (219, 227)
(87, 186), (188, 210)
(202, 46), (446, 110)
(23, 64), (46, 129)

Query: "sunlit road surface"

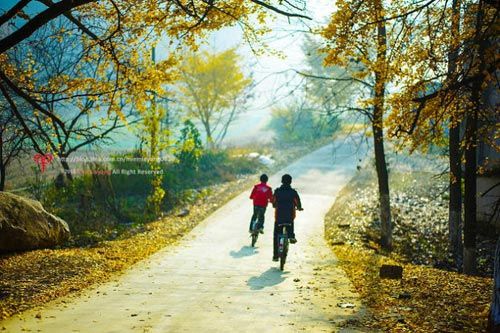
(2, 136), (373, 333)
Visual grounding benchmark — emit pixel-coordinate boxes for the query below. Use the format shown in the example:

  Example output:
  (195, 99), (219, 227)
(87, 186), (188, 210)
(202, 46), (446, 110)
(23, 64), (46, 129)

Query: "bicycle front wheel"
(280, 241), (288, 271)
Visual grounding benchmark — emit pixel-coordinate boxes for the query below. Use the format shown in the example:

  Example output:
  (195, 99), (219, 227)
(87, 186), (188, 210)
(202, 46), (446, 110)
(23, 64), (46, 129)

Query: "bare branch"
(0, 82), (43, 153)
(248, 0), (311, 20)
(0, 70), (68, 137)
(293, 69), (373, 88)
(0, 0), (32, 27)
(0, 0), (95, 54)
(354, 0), (439, 32)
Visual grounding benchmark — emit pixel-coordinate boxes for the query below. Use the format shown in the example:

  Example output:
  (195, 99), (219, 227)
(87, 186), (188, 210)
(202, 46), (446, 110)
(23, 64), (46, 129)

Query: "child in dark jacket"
(272, 174), (303, 261)
(249, 174), (273, 233)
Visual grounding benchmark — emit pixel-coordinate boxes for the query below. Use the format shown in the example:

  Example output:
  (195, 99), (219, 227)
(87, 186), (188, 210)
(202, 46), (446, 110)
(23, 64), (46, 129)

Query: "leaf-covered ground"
(325, 156), (494, 332)
(330, 245), (491, 332)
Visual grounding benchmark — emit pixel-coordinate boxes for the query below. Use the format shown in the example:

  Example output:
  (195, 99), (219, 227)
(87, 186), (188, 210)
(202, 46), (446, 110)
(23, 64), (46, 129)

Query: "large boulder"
(0, 192), (70, 253)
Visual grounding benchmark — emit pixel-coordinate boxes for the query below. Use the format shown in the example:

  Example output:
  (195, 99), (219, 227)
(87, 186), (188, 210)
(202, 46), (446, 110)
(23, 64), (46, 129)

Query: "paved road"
(2, 137), (371, 333)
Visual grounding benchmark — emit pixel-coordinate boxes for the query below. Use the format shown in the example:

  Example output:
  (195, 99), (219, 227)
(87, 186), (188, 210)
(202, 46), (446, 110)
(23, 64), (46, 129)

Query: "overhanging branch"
(293, 69), (373, 88)
(249, 0), (311, 20)
(0, 0), (95, 54)
(0, 0), (32, 27)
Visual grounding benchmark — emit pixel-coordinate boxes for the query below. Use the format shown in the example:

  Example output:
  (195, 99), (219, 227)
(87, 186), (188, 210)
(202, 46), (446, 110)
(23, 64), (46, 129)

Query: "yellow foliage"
(321, 0), (498, 153)
(332, 245), (492, 333)
(177, 48), (252, 145)
(0, 0), (274, 135)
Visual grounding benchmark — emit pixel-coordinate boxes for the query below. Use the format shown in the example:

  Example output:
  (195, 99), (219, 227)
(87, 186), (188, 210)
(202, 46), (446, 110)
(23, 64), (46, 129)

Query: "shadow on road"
(247, 267), (288, 290)
(230, 246), (258, 258)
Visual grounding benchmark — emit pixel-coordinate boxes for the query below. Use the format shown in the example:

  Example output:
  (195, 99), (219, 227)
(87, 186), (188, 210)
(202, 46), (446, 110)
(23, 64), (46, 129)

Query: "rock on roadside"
(0, 192), (70, 253)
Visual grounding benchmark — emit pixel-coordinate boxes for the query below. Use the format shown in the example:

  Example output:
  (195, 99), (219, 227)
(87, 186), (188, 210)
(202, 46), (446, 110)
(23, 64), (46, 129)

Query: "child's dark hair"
(281, 174), (292, 185)
(260, 174), (268, 183)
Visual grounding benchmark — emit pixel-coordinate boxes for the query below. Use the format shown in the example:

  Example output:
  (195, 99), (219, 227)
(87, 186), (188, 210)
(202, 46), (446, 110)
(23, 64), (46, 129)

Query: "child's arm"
(267, 186), (273, 203)
(250, 186), (256, 199)
(294, 190), (303, 210)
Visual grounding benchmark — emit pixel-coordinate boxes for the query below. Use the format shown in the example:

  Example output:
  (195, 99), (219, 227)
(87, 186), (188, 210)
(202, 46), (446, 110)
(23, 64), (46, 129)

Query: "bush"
(268, 105), (340, 143)
(41, 173), (123, 241)
(32, 143), (260, 247)
(174, 120), (203, 170)
(110, 151), (152, 196)
(163, 149), (260, 192)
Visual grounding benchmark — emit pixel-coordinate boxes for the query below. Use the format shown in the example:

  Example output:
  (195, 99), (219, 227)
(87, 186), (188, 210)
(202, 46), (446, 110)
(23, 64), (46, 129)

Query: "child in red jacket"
(249, 174), (273, 234)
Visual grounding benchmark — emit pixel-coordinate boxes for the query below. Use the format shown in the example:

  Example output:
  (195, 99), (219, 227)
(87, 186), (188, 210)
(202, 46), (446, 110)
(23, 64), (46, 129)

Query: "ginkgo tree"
(321, 0), (411, 250)
(386, 0), (499, 274)
(0, 0), (310, 219)
(0, 2), (308, 141)
(177, 48), (253, 148)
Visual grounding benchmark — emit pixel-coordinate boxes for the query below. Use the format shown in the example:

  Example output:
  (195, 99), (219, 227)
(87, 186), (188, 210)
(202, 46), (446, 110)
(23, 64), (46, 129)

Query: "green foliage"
(269, 102), (340, 144)
(35, 145), (260, 247)
(110, 150), (152, 196)
(164, 149), (260, 194)
(137, 103), (170, 217)
(41, 172), (123, 245)
(174, 120), (203, 170)
(27, 166), (46, 201)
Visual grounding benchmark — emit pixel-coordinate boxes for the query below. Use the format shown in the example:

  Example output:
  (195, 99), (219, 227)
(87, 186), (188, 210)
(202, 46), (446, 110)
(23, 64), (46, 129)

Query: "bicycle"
(276, 208), (302, 270)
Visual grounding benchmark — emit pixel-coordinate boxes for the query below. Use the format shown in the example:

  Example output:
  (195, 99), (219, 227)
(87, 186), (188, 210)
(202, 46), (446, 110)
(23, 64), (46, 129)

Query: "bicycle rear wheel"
(251, 233), (258, 247)
(278, 225), (289, 270)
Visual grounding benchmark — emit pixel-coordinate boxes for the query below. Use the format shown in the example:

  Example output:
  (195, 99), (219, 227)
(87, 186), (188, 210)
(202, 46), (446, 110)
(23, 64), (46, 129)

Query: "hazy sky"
(210, 2), (334, 109)
(203, 2), (335, 144)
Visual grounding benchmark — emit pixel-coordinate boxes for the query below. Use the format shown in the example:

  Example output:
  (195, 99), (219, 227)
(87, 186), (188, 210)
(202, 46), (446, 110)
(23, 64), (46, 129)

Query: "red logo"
(33, 153), (54, 173)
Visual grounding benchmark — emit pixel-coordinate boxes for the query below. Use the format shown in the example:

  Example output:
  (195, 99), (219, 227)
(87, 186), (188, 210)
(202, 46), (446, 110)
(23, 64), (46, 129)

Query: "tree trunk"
(449, 124), (463, 269)
(0, 132), (4, 191)
(60, 158), (73, 181)
(448, 0), (463, 271)
(374, 0), (392, 251)
(0, 163), (5, 191)
(215, 103), (238, 145)
(488, 236), (500, 331)
(463, 0), (487, 276)
(463, 108), (477, 275)
(372, 111), (392, 250)
(202, 120), (214, 149)
(150, 117), (158, 159)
